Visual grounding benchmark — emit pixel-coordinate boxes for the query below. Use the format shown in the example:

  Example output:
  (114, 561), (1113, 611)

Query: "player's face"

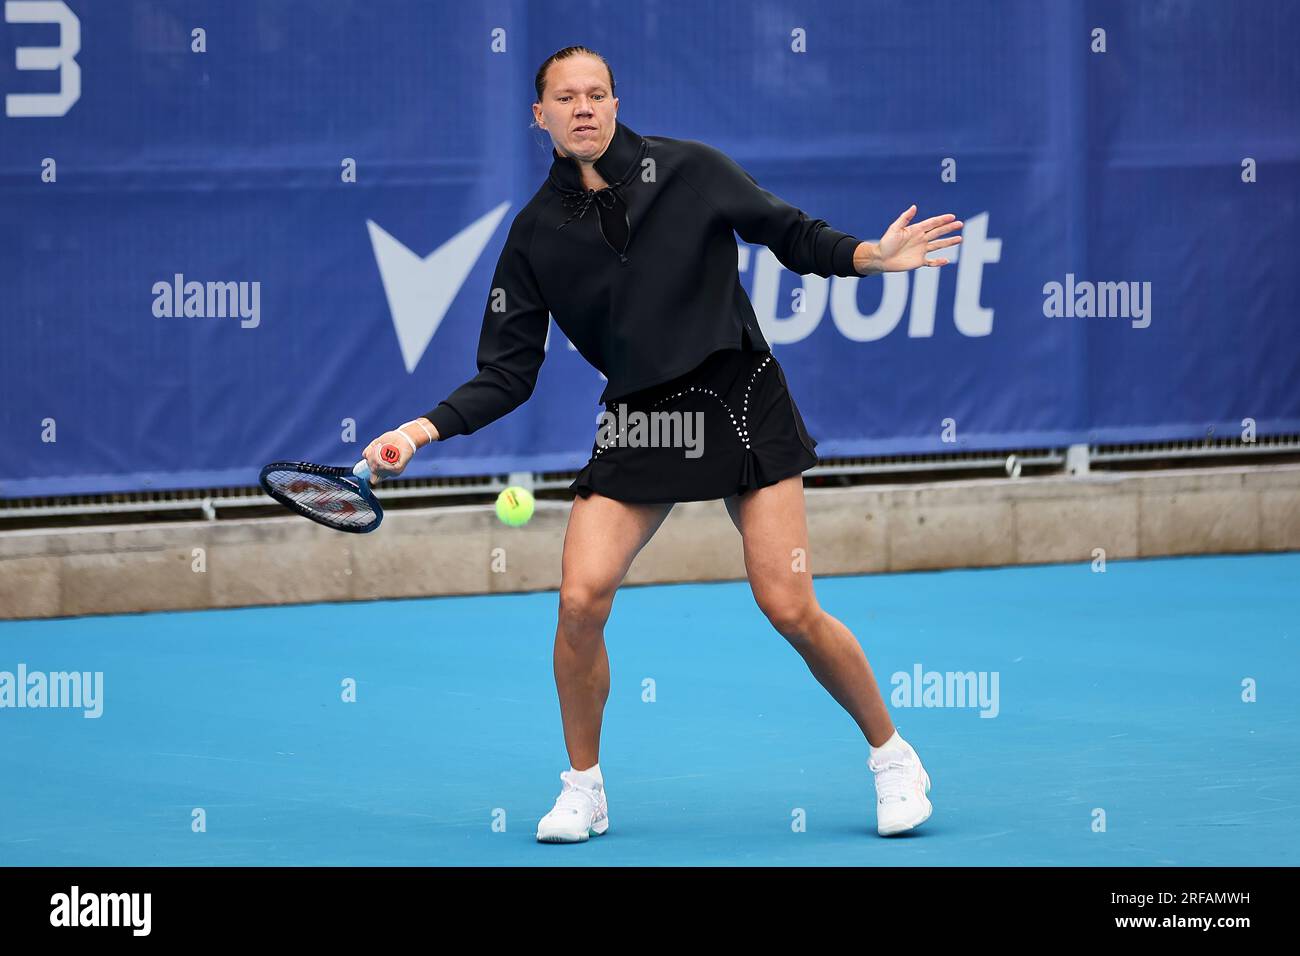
(533, 55), (618, 164)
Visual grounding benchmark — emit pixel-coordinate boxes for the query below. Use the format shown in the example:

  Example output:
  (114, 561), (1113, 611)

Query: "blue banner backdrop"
(2, 1), (1298, 497)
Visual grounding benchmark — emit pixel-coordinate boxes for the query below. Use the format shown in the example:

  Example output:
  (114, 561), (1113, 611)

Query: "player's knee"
(558, 582), (614, 632)
(758, 594), (820, 642)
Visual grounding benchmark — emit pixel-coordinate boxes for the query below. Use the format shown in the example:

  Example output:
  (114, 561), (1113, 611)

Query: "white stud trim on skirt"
(592, 352), (773, 455)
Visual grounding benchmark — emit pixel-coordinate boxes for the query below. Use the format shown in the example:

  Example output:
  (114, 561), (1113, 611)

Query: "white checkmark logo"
(367, 201), (511, 373)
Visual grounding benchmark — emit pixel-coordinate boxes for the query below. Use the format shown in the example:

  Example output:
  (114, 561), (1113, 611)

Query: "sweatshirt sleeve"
(688, 141), (862, 279)
(423, 212), (550, 440)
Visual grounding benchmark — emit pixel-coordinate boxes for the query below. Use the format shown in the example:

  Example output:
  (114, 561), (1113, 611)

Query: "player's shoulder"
(644, 133), (724, 166)
(514, 182), (552, 221)
(643, 135), (739, 186)
(520, 177), (554, 211)
(504, 186), (553, 245)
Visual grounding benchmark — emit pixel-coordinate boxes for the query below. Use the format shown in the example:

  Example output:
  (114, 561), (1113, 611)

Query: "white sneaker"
(536, 769), (610, 843)
(869, 744), (932, 836)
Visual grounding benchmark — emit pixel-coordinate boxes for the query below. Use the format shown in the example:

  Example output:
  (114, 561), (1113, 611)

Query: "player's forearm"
(743, 201), (860, 278)
(424, 402), (469, 441)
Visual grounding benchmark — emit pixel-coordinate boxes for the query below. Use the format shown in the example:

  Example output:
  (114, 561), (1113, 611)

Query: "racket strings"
(263, 468), (377, 528)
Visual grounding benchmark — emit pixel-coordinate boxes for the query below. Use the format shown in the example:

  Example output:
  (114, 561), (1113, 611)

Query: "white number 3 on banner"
(5, 0), (81, 118)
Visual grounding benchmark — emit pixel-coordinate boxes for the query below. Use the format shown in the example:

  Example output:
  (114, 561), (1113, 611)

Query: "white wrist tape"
(407, 419), (436, 444)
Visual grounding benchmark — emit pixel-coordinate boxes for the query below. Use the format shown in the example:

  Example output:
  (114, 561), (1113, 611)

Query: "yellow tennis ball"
(495, 486), (535, 527)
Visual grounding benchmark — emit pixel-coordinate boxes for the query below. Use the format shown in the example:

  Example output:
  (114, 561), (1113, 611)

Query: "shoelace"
(869, 753), (915, 804)
(551, 771), (601, 816)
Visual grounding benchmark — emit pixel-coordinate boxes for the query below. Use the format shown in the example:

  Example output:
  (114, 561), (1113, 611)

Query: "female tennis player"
(363, 46), (962, 842)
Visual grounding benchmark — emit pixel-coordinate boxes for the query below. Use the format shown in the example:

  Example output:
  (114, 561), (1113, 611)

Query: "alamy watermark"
(1042, 273), (1151, 328)
(50, 886), (150, 936)
(890, 663), (999, 718)
(152, 273), (261, 328)
(596, 403), (705, 458)
(0, 664), (103, 718)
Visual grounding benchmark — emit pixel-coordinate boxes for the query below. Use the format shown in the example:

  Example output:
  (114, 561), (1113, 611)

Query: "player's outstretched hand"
(856, 205), (964, 274)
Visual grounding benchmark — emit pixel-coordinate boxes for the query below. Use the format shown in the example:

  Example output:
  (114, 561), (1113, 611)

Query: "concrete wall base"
(3, 464), (1298, 620)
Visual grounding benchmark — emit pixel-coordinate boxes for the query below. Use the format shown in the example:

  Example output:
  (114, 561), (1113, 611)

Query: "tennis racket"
(258, 442), (401, 533)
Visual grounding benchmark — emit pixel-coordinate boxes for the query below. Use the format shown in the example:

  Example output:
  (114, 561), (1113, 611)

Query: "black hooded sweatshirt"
(423, 120), (862, 441)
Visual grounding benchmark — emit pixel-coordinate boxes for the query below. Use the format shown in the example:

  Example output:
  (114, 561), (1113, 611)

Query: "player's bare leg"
(724, 476), (932, 835)
(723, 476), (894, 744)
(555, 492), (673, 769)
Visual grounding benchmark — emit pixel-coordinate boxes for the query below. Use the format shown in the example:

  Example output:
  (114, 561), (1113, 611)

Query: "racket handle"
(353, 442), (403, 483)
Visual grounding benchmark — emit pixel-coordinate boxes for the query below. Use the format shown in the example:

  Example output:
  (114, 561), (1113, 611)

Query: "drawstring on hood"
(558, 186), (630, 265)
(548, 121), (646, 265)
(557, 186), (617, 226)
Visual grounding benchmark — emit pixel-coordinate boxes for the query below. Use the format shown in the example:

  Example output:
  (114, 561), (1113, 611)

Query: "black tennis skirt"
(570, 342), (819, 504)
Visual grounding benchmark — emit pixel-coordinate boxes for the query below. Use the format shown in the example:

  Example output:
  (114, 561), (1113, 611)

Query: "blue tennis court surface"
(2, 553), (1296, 866)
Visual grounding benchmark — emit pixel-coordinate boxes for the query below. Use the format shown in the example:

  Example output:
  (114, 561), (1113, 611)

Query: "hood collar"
(548, 120), (646, 194)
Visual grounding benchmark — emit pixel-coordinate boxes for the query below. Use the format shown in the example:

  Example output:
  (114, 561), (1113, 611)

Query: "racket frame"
(258, 458), (384, 533)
